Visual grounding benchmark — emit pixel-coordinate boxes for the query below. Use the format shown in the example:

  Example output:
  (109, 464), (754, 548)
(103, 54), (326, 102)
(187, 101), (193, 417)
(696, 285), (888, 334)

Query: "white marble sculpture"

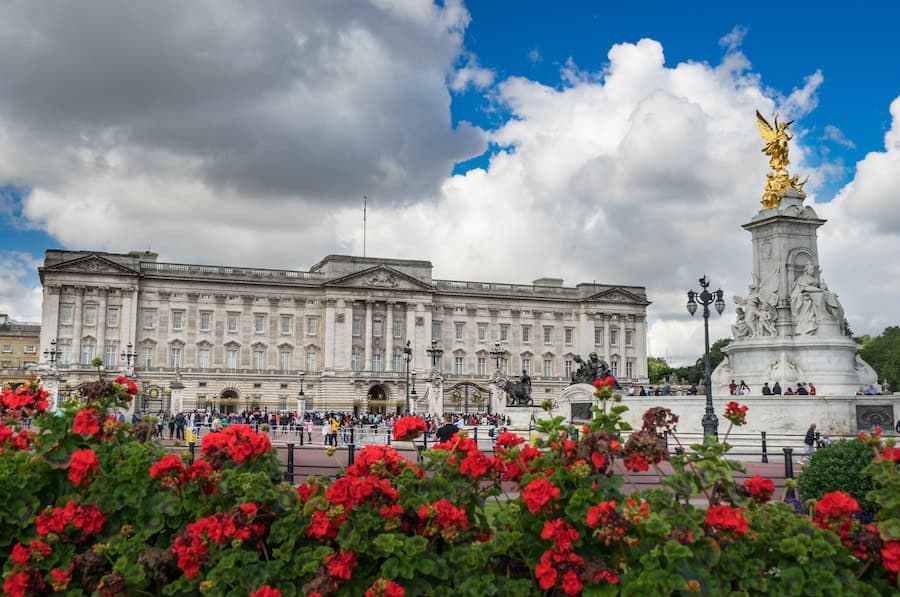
(789, 263), (846, 336)
(733, 274), (779, 337)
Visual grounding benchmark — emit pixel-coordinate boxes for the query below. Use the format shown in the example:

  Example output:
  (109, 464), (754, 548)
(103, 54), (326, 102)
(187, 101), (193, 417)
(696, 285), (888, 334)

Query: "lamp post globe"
(687, 275), (726, 440)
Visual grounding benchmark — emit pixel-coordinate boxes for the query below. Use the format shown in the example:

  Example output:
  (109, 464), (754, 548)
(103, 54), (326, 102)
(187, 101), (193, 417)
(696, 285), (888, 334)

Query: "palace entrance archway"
(366, 384), (390, 416)
(219, 388), (240, 414)
(445, 382), (491, 415)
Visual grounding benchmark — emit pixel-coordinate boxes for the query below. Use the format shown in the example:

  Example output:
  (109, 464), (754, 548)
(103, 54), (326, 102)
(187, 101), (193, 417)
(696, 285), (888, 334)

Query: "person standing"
(803, 423), (817, 457)
(772, 382), (782, 395)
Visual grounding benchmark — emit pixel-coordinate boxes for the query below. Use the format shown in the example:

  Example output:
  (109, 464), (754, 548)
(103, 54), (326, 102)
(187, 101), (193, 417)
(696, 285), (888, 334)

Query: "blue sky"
(451, 0), (899, 194)
(0, 1), (898, 364)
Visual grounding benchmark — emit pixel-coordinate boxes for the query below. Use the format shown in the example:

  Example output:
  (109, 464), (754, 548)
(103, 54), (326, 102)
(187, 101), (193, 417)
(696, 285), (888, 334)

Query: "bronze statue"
(756, 111), (808, 209)
(570, 352), (621, 389)
(503, 371), (533, 407)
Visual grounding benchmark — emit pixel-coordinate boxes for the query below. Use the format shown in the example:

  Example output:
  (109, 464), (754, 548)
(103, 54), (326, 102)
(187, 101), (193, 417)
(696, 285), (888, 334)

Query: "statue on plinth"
(733, 273), (779, 338)
(569, 352), (621, 389)
(756, 111), (808, 209)
(790, 263), (846, 336)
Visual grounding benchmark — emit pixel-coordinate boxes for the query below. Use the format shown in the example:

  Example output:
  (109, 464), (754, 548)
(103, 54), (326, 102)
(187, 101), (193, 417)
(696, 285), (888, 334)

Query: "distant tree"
(647, 356), (673, 384)
(854, 334), (873, 347)
(691, 338), (732, 377)
(859, 327), (900, 392)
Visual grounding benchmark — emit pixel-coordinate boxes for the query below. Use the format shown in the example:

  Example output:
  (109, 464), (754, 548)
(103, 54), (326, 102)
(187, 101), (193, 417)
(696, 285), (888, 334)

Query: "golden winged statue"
(756, 110), (807, 209)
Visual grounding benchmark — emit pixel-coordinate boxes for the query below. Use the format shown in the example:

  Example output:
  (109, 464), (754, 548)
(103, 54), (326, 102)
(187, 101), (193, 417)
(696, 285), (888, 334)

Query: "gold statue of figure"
(756, 110), (807, 209)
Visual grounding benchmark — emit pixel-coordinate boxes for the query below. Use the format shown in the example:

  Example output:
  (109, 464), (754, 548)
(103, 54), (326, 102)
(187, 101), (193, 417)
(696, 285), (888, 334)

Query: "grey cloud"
(0, 1), (485, 202)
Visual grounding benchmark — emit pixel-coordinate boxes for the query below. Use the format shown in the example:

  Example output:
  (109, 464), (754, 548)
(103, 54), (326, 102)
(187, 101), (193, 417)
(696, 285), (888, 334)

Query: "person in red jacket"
(809, 383), (817, 395)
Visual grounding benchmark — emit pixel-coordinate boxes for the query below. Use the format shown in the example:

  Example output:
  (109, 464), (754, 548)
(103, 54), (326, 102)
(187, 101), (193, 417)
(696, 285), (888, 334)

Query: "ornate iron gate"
(445, 381), (492, 415)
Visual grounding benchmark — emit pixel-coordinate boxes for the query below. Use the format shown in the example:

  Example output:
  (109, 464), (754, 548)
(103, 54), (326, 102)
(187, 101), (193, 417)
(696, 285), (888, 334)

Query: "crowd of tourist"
(132, 409), (512, 446)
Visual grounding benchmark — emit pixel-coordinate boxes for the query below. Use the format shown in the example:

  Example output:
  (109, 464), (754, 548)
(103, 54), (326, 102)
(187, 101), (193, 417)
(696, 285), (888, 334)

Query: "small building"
(0, 314), (41, 388)
(38, 250), (650, 414)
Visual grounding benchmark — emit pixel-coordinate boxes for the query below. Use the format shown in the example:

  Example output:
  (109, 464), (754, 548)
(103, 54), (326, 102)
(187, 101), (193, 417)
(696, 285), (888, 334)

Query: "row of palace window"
(432, 322), (635, 348)
(60, 305), (637, 350)
(52, 341), (636, 379)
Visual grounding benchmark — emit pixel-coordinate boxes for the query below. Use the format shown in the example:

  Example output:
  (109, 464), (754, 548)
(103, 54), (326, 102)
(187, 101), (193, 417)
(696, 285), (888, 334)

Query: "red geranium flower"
(392, 416), (427, 441)
(743, 474), (775, 502)
(325, 550), (357, 580)
(882, 540), (900, 573)
(522, 478), (560, 514)
(72, 408), (102, 436)
(812, 491), (860, 539)
(113, 376), (139, 395)
(3, 571), (30, 597)
(541, 518), (580, 550)
(496, 431), (525, 448)
(68, 448), (101, 487)
(150, 454), (185, 480)
(723, 401), (749, 426)
(705, 504), (748, 540)
(366, 578), (405, 597)
(250, 586), (281, 597)
(623, 453), (649, 472)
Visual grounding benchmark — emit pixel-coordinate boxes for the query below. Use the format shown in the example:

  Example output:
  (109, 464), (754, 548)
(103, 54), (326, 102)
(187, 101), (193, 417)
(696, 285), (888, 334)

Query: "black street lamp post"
(403, 341), (414, 413)
(426, 339), (444, 369)
(489, 341), (505, 372)
(687, 275), (726, 439)
(43, 339), (60, 367)
(120, 342), (137, 373)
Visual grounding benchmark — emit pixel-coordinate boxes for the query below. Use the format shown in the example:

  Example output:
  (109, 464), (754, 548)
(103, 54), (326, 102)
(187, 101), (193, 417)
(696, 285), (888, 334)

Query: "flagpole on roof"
(363, 194), (367, 258)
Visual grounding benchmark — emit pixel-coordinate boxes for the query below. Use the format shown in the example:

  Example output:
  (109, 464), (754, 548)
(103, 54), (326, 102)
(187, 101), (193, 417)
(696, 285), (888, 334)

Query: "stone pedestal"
(714, 191), (876, 396)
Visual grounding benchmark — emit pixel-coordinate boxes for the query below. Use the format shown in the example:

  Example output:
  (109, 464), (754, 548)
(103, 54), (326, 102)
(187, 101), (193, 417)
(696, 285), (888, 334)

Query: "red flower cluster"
(432, 433), (504, 481)
(68, 448), (100, 487)
(35, 501), (106, 540)
(9, 540), (52, 567)
(149, 454), (217, 494)
(535, 549), (585, 595)
(171, 504), (266, 579)
(72, 408), (103, 436)
(496, 431), (525, 449)
(812, 491), (860, 541)
(150, 454), (185, 480)
(586, 501), (635, 547)
(541, 518), (580, 550)
(325, 550), (358, 580)
(327, 475), (399, 511)
(501, 444), (541, 482)
(366, 577), (405, 597)
(3, 571), (40, 597)
(392, 416), (427, 441)
(113, 375), (139, 396)
(522, 477), (561, 514)
(705, 505), (749, 540)
(876, 446), (900, 462)
(592, 376), (617, 389)
(346, 445), (420, 478)
(882, 540), (900, 573)
(201, 424), (272, 466)
(250, 586), (281, 597)
(418, 499), (469, 541)
(0, 383), (49, 415)
(723, 401), (749, 426)
(743, 474), (775, 502)
(0, 423), (35, 451)
(623, 453), (650, 473)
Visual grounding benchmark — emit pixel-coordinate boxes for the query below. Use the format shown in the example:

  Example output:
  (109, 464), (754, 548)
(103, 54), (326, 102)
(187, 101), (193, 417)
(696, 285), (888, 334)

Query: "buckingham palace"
(37, 250), (650, 415)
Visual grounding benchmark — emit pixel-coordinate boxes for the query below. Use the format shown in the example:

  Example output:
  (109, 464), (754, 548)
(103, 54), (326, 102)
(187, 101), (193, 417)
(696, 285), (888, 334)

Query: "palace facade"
(38, 250), (650, 414)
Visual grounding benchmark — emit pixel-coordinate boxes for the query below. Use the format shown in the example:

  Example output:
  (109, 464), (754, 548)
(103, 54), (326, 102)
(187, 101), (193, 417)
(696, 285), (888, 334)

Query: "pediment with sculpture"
(323, 265), (433, 291)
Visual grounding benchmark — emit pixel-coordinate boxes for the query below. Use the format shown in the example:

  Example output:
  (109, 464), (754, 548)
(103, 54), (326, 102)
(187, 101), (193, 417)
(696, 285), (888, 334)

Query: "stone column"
(40, 285), (61, 364)
(385, 302), (394, 371)
(578, 308), (591, 358)
(405, 303), (416, 363)
(421, 304), (432, 373)
(96, 288), (108, 368)
(72, 287), (85, 364)
(343, 301), (354, 371)
(324, 299), (336, 371)
(364, 300), (373, 371)
(124, 288), (138, 362)
(635, 316), (648, 379)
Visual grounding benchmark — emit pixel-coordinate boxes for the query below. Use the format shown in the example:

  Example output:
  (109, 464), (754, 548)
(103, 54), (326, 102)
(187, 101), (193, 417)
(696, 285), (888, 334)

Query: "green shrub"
(798, 439), (878, 511)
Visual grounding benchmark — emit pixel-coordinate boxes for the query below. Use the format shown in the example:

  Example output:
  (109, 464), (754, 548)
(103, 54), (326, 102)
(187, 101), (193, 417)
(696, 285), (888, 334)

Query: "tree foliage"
(859, 326), (900, 392)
